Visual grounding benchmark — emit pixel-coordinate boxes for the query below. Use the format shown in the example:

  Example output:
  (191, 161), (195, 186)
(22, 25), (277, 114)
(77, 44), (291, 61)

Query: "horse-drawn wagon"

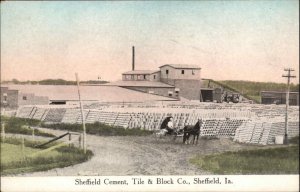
(154, 116), (202, 144)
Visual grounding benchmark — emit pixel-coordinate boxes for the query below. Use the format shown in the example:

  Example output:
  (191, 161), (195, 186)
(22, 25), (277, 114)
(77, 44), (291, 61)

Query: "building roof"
(104, 81), (174, 88)
(122, 70), (160, 75)
(261, 91), (299, 94)
(159, 64), (201, 69)
(3, 85), (177, 102)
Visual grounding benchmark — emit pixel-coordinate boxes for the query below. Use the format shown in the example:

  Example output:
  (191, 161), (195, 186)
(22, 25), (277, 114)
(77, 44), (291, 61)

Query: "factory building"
(261, 91), (299, 106)
(112, 64), (202, 100)
(105, 46), (202, 101)
(1, 86), (49, 108)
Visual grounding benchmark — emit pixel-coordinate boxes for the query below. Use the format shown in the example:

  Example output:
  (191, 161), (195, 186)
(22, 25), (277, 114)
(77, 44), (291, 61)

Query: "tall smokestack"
(132, 46), (135, 71)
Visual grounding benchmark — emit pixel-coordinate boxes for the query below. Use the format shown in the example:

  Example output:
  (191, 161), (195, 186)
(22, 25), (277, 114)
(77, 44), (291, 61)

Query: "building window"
(168, 91), (173, 97)
(144, 75), (146, 79)
(153, 75), (156, 79)
(192, 70), (195, 75)
(166, 70), (169, 74)
(23, 96), (27, 100)
(181, 70), (184, 74)
(175, 88), (180, 93)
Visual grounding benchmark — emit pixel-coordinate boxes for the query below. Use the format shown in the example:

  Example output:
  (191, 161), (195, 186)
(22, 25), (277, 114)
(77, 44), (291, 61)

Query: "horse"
(183, 120), (202, 145)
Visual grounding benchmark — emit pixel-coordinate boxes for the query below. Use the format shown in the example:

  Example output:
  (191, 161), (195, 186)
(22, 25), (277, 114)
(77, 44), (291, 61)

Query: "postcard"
(1, 1), (299, 192)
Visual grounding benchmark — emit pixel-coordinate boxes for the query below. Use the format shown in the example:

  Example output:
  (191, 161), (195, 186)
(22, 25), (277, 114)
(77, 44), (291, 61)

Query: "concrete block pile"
(234, 120), (299, 145)
(14, 103), (299, 145)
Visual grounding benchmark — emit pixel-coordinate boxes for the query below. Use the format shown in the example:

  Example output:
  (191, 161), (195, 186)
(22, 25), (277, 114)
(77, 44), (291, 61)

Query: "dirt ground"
(17, 128), (272, 176)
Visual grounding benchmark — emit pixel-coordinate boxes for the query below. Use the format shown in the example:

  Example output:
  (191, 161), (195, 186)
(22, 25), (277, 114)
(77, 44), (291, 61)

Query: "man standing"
(166, 117), (174, 134)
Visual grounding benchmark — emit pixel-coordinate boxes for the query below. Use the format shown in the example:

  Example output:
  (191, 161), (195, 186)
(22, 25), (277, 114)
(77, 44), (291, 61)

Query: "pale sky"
(1, 1), (299, 83)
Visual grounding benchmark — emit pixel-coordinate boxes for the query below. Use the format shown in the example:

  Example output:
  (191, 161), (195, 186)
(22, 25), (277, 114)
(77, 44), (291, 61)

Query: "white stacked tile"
(267, 122), (285, 144)
(32, 107), (47, 120)
(233, 121), (256, 143)
(44, 108), (67, 123)
(40, 108), (50, 121)
(61, 109), (80, 124)
(200, 119), (221, 137)
(288, 121), (299, 137)
(96, 111), (117, 125)
(76, 110), (90, 124)
(250, 122), (264, 144)
(218, 119), (246, 137)
(113, 112), (131, 128)
(16, 106), (35, 118)
(85, 110), (100, 124)
(258, 122), (272, 145)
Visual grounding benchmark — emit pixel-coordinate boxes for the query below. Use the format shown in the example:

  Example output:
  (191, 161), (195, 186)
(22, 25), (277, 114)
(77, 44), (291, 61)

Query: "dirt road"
(18, 129), (267, 176)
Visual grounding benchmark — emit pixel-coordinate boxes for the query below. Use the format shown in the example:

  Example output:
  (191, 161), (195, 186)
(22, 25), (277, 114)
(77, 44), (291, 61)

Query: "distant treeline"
(1, 79), (109, 85)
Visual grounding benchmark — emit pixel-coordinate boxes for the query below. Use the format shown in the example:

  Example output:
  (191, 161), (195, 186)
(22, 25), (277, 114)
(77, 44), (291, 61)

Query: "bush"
(1, 137), (58, 149)
(1, 116), (55, 137)
(289, 136), (299, 145)
(41, 122), (153, 136)
(1, 138), (93, 175)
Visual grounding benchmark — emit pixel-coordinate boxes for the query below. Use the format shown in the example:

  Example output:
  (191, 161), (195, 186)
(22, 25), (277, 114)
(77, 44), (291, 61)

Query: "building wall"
(0, 87), (19, 108)
(121, 86), (177, 98)
(149, 72), (161, 82)
(122, 74), (150, 81)
(0, 87), (9, 107)
(7, 90), (19, 108)
(261, 92), (299, 106)
(18, 93), (49, 105)
(160, 78), (201, 100)
(159, 66), (201, 80)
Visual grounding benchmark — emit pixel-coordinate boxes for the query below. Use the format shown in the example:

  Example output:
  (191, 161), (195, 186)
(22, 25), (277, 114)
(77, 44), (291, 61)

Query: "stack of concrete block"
(61, 109), (80, 124)
(85, 110), (99, 124)
(114, 113), (131, 128)
(218, 119), (245, 137)
(32, 107), (48, 121)
(234, 121), (256, 143)
(258, 123), (272, 145)
(44, 108), (66, 123)
(16, 106), (35, 118)
(76, 110), (90, 124)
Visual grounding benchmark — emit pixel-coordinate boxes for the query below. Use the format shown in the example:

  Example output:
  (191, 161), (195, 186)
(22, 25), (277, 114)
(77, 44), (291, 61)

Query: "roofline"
(119, 85), (175, 88)
(122, 70), (160, 75)
(200, 88), (214, 90)
(261, 91), (299, 94)
(159, 64), (201, 69)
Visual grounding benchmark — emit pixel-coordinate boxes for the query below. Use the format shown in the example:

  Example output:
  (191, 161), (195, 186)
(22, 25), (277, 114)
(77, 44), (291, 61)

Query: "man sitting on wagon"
(160, 116), (174, 135)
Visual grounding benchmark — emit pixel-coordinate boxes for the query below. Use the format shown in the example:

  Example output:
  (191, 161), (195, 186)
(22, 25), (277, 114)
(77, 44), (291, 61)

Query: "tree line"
(1, 79), (109, 85)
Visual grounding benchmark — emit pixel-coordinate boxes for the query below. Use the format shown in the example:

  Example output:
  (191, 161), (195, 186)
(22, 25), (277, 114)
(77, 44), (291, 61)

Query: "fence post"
(1, 123), (5, 141)
(79, 134), (82, 149)
(69, 133), (72, 147)
(21, 136), (25, 161)
(32, 127), (35, 142)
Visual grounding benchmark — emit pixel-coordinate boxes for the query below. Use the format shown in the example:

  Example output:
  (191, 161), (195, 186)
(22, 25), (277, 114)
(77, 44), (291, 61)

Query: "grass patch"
(190, 145), (299, 174)
(41, 122), (153, 136)
(1, 143), (60, 164)
(1, 116), (55, 137)
(1, 137), (93, 175)
(289, 136), (299, 145)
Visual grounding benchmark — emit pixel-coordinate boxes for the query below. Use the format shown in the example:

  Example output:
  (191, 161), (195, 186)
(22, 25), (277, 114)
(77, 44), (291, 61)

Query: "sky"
(1, 1), (299, 83)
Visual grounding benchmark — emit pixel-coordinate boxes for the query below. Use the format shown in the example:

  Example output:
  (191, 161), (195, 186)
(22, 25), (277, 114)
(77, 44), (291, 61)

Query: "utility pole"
(282, 68), (296, 145)
(75, 73), (86, 153)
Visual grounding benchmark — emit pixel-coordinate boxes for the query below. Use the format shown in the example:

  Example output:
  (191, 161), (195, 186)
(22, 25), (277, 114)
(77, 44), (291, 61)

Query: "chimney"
(132, 46), (135, 71)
